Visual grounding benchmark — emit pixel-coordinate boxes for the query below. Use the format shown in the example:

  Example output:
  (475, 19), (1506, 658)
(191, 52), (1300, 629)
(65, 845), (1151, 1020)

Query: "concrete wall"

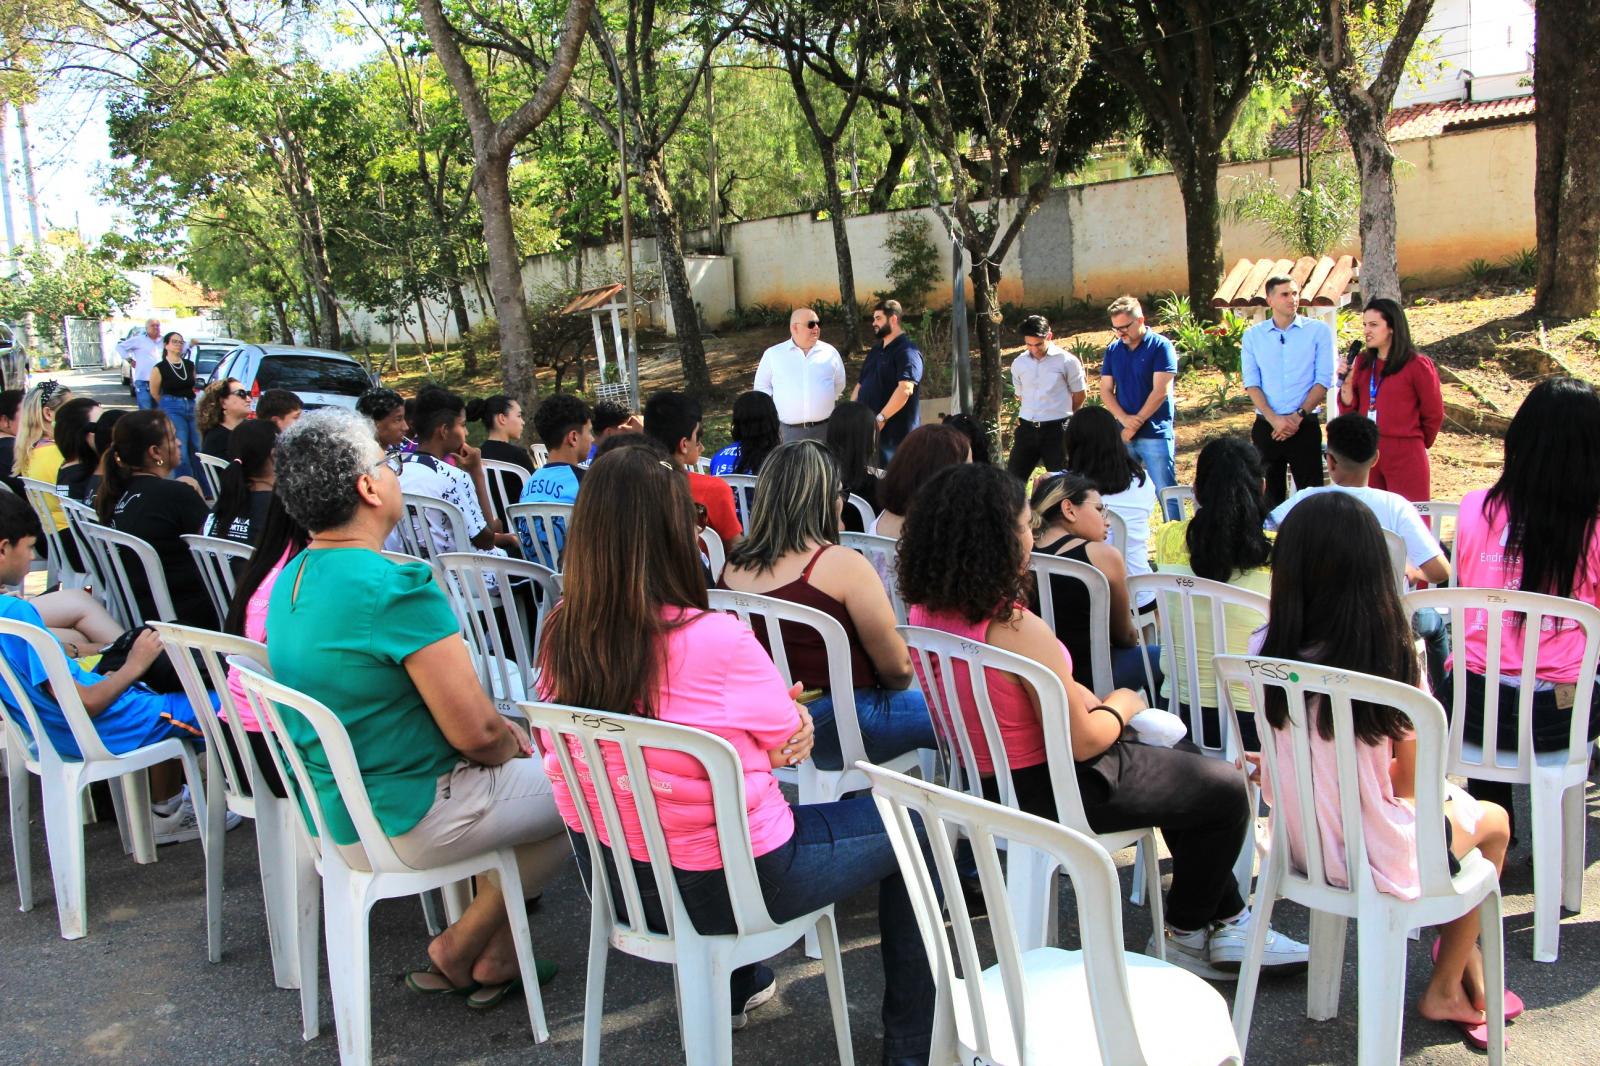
(346, 122), (1533, 343)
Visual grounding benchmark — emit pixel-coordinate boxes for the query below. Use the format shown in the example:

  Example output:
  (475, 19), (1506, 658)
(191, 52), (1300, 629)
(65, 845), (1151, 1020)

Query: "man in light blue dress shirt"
(1241, 275), (1336, 507)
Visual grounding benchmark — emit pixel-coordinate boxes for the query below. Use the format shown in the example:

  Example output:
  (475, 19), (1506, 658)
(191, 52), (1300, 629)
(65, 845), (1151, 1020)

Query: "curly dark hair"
(897, 463), (1028, 624)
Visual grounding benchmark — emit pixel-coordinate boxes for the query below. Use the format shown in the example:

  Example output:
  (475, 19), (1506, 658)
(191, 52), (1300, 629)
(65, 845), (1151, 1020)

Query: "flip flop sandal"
(1430, 938), (1524, 1021)
(465, 959), (559, 1010)
(1453, 1018), (1510, 1051)
(404, 968), (480, 996)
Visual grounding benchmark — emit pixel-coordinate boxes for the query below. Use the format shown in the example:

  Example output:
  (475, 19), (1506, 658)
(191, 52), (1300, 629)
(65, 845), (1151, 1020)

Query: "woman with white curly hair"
(267, 408), (566, 1008)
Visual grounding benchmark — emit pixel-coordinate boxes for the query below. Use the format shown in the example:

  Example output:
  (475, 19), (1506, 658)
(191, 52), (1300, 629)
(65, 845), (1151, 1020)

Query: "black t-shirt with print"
(112, 475), (216, 628)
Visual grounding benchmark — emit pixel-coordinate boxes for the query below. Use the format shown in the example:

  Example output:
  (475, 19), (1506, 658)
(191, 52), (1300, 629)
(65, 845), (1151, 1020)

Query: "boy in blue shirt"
(517, 394), (593, 564)
(0, 491), (230, 844)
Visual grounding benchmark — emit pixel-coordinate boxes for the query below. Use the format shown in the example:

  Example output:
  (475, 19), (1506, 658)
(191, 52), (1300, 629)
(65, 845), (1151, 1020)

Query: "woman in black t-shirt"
(95, 410), (217, 628)
(203, 419), (278, 545)
(52, 397), (103, 504)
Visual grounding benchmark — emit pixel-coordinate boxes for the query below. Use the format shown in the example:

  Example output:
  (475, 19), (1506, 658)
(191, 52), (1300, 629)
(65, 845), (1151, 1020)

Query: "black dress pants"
(1006, 417), (1067, 482)
(1251, 412), (1325, 509)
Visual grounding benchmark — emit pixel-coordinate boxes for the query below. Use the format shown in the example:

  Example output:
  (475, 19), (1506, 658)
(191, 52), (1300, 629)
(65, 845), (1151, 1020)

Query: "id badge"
(1367, 406), (1378, 423)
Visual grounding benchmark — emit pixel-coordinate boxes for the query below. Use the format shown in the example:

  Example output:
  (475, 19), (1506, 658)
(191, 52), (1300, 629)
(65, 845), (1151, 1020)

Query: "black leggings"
(983, 740), (1250, 931)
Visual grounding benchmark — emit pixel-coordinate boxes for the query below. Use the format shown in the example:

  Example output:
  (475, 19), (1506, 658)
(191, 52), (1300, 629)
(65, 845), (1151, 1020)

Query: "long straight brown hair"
(537, 444), (709, 718)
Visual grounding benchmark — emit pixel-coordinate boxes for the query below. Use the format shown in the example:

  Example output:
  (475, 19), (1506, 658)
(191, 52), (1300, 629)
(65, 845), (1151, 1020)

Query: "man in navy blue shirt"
(517, 393), (592, 564)
(853, 299), (924, 465)
(1099, 295), (1180, 509)
(1241, 275), (1336, 507)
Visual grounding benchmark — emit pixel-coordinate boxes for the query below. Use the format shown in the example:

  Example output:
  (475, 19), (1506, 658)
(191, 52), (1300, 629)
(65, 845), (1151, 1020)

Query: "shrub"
(875, 214), (942, 313)
(1222, 156), (1360, 259)
(1464, 257), (1498, 285)
(1501, 247), (1537, 285)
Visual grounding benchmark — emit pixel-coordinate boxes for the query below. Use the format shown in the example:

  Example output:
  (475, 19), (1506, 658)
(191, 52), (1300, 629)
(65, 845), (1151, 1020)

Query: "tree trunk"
(966, 250), (1004, 427)
(1348, 121), (1401, 301)
(447, 278), (477, 373)
(638, 158), (712, 396)
(1172, 148), (1225, 311)
(868, 133), (912, 213)
(271, 296), (293, 344)
(415, 291), (435, 353)
(477, 152), (539, 414)
(1534, 0), (1600, 318)
(818, 142), (863, 355)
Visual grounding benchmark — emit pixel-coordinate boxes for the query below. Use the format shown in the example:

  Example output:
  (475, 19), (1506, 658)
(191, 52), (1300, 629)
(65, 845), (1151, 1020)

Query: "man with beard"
(852, 299), (924, 466)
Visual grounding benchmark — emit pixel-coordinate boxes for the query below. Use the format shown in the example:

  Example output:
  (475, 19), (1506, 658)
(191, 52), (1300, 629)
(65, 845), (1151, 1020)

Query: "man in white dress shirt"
(1006, 314), (1086, 482)
(115, 318), (163, 409)
(754, 307), (847, 443)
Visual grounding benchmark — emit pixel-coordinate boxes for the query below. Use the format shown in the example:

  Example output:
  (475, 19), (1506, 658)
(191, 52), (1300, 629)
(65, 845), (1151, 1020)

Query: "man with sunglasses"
(754, 307), (847, 443)
(1099, 295), (1179, 504)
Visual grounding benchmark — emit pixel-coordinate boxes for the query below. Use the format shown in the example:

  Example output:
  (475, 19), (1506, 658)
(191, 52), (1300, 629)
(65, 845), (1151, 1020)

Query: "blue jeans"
(572, 798), (936, 1058)
(159, 395), (200, 479)
(134, 380), (152, 410)
(809, 685), (937, 771)
(1128, 433), (1178, 517)
(1112, 643), (1163, 698)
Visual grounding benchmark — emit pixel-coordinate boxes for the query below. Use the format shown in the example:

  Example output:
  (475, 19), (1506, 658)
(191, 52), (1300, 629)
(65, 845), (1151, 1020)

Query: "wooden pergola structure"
(559, 282), (646, 386)
(1212, 254), (1361, 326)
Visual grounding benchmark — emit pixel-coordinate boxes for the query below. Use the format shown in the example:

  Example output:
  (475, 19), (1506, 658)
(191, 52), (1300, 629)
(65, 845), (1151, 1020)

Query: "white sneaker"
(152, 797), (242, 846)
(1208, 915), (1310, 973)
(1148, 926), (1234, 981)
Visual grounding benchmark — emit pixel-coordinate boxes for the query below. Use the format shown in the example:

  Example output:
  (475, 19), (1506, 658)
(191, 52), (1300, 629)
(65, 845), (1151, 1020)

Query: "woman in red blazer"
(1336, 297), (1445, 501)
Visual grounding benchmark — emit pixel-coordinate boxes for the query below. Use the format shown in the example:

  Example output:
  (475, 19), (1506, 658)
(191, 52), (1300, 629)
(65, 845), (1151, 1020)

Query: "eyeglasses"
(799, 321), (821, 329)
(1110, 322), (1139, 335)
(230, 388), (249, 399)
(370, 452), (404, 477)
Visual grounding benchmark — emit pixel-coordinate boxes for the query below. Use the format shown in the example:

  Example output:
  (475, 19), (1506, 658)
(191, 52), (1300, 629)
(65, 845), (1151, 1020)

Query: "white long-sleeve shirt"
(754, 339), (846, 425)
(116, 332), (163, 382)
(1010, 344), (1087, 421)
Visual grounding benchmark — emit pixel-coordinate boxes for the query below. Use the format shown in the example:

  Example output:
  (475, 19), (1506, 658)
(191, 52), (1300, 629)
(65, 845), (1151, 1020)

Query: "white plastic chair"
(899, 624), (1165, 953)
(481, 457), (530, 526)
(531, 442), (549, 469)
(1382, 529), (1408, 598)
(863, 763), (1240, 1066)
(1413, 499), (1459, 567)
(1028, 552), (1115, 698)
(520, 699), (854, 1066)
(844, 493), (875, 531)
(0, 617), (208, 939)
(183, 534), (255, 625)
(1406, 586), (1600, 962)
(1158, 484), (1196, 521)
(697, 526), (725, 582)
(57, 498), (121, 624)
(840, 531), (906, 624)
(1128, 572), (1267, 903)
(505, 500), (573, 572)
(75, 521), (178, 626)
(235, 664), (551, 1064)
(717, 472), (759, 528)
(394, 491), (473, 563)
(436, 552), (562, 715)
(197, 453), (230, 501)
(1219, 653), (1505, 1065)
(1104, 510), (1131, 571)
(20, 478), (89, 592)
(148, 623), (318, 1037)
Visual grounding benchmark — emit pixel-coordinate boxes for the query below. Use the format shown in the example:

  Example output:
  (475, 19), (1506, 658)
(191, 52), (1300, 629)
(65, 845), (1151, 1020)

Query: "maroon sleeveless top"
(721, 545), (879, 690)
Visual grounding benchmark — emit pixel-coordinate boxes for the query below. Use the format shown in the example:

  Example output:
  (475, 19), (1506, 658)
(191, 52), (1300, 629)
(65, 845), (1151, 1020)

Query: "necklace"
(165, 356), (190, 382)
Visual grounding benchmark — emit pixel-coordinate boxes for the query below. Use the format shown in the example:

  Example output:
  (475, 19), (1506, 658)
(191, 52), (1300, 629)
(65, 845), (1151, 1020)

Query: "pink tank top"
(908, 604), (1062, 776)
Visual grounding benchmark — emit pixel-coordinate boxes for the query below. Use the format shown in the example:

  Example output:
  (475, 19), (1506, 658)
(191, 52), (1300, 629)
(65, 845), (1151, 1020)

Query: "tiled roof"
(149, 272), (222, 310)
(1267, 94), (1536, 155)
(1212, 255), (1360, 309)
(560, 283), (627, 315)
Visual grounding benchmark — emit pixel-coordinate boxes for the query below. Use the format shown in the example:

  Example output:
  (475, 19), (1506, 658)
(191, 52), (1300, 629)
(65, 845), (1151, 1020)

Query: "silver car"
(209, 344), (377, 412)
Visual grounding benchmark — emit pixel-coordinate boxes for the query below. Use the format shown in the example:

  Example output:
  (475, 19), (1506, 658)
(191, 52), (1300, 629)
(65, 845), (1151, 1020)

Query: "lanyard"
(1367, 366), (1382, 423)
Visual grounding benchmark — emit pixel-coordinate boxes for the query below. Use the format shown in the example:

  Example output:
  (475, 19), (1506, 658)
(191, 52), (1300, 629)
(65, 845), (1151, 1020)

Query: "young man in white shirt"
(1006, 314), (1086, 483)
(753, 306), (847, 443)
(115, 319), (164, 410)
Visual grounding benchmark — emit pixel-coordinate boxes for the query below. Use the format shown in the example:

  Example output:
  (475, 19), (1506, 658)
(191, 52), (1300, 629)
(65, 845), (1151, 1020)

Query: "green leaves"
(0, 246), (137, 323)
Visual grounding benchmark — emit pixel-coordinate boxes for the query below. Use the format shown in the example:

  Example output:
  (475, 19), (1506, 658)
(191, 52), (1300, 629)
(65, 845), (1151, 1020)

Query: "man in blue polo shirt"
(1099, 295), (1179, 507)
(517, 393), (592, 564)
(1241, 274), (1336, 508)
(853, 299), (924, 466)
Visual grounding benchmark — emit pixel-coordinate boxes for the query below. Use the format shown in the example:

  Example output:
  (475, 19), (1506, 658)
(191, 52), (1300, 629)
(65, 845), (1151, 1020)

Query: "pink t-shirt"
(908, 604), (1066, 776)
(1455, 488), (1600, 682)
(538, 609), (799, 871)
(224, 549), (293, 731)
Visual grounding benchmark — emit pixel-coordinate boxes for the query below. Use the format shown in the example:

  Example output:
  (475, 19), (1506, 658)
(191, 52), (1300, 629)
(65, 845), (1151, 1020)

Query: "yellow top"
(1150, 519), (1272, 711)
(20, 443), (67, 531)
